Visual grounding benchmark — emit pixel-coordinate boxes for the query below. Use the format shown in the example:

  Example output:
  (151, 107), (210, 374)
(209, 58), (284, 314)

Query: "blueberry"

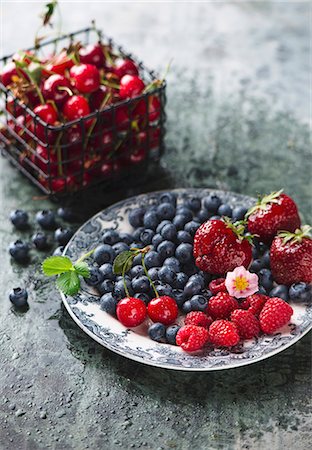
(9, 240), (30, 263)
(261, 250), (270, 268)
(98, 279), (115, 295)
(156, 203), (176, 221)
(164, 257), (181, 272)
(84, 268), (105, 286)
(252, 246), (260, 259)
(152, 233), (164, 247)
(129, 207), (145, 228)
(114, 279), (134, 300)
(119, 233), (134, 245)
(36, 210), (57, 230)
(172, 289), (186, 307)
(188, 273), (205, 289)
(154, 282), (173, 297)
(53, 246), (64, 256)
(232, 206), (248, 222)
(57, 207), (77, 222)
(166, 325), (181, 345)
(99, 263), (116, 281)
(209, 215), (221, 220)
(9, 287), (28, 308)
(182, 263), (198, 277)
(249, 259), (265, 273)
(133, 227), (144, 241)
(173, 214), (190, 230)
(174, 272), (189, 289)
(184, 221), (200, 236)
(113, 242), (129, 255)
(32, 232), (50, 250)
(187, 294), (209, 312)
(217, 204), (232, 218)
(144, 251), (161, 269)
(269, 285), (289, 302)
(140, 229), (155, 246)
(185, 197), (201, 213)
(159, 192), (177, 207)
(143, 211), (159, 230)
(203, 289), (213, 299)
(257, 286), (267, 295)
(156, 220), (171, 233)
(148, 267), (160, 281)
(175, 243), (193, 264)
(132, 253), (143, 266)
(9, 210), (29, 230)
(258, 268), (273, 291)
(102, 229), (120, 245)
(134, 292), (150, 304)
(148, 323), (166, 342)
(289, 283), (312, 303)
(132, 276), (150, 293)
(158, 266), (177, 285)
(181, 300), (192, 314)
(100, 293), (117, 315)
(203, 194), (222, 213)
(199, 271), (213, 284)
(195, 209), (210, 223)
(94, 244), (116, 265)
(160, 223), (177, 241)
(130, 265), (145, 278)
(177, 230), (192, 244)
(54, 227), (74, 246)
(157, 240), (176, 261)
(184, 279), (202, 298)
(175, 207), (193, 222)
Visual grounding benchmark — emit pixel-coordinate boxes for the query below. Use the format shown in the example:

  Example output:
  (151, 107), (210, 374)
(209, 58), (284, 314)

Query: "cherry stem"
(122, 257), (131, 297)
(141, 251), (159, 298)
(57, 86), (74, 97)
(101, 79), (120, 90)
(84, 92), (112, 150)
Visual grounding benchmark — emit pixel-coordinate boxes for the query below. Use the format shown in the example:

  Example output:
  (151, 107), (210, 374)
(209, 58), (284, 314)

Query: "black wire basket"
(0, 27), (166, 198)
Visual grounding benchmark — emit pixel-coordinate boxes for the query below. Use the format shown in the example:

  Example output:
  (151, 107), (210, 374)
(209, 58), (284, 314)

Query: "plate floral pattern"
(61, 189), (312, 371)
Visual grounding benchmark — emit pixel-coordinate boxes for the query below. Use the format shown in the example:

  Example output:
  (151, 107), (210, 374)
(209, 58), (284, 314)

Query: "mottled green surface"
(0, 2), (311, 450)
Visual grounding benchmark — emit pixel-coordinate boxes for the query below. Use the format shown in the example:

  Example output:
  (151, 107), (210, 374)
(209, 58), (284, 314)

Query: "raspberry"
(259, 297), (293, 334)
(176, 325), (209, 352)
(184, 311), (213, 329)
(240, 294), (269, 316)
(209, 278), (227, 295)
(207, 292), (239, 319)
(208, 320), (240, 347)
(230, 309), (260, 339)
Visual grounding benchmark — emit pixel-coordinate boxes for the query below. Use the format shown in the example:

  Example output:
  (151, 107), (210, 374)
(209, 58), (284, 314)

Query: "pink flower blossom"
(225, 266), (259, 298)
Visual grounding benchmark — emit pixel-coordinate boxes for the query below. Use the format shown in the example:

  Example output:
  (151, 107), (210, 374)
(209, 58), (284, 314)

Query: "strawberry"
(240, 293), (269, 316)
(247, 190), (300, 244)
(230, 309), (260, 339)
(208, 320), (240, 347)
(270, 226), (312, 285)
(193, 219), (252, 274)
(259, 297), (293, 334)
(207, 292), (239, 319)
(176, 325), (209, 352)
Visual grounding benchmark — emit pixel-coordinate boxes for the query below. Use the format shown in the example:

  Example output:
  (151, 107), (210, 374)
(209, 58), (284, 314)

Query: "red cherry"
(45, 50), (74, 75)
(133, 95), (161, 123)
(147, 296), (178, 325)
(69, 64), (100, 94)
(31, 145), (58, 176)
(32, 104), (58, 143)
(1, 61), (29, 86)
(209, 278), (227, 295)
(6, 97), (23, 117)
(79, 44), (105, 68)
(112, 59), (139, 79)
(9, 115), (32, 141)
(42, 74), (72, 106)
(119, 75), (145, 99)
(63, 95), (90, 121)
(115, 106), (130, 131)
(51, 177), (66, 192)
(130, 148), (146, 164)
(100, 162), (113, 177)
(89, 85), (110, 111)
(116, 297), (147, 327)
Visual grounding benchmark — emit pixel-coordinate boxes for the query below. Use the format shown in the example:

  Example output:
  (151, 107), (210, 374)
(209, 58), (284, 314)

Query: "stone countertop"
(0, 2), (311, 449)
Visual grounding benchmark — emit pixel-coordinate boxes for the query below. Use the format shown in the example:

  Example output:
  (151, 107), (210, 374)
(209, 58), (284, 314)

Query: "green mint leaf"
(113, 251), (134, 275)
(42, 256), (73, 276)
(56, 271), (80, 296)
(74, 261), (90, 278)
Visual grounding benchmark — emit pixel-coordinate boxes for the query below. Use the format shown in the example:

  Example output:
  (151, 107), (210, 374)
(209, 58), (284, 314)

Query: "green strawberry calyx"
(224, 218), (254, 244)
(246, 189), (284, 218)
(278, 225), (311, 246)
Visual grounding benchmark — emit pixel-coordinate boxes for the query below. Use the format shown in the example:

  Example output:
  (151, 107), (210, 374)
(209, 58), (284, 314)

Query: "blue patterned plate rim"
(60, 188), (312, 371)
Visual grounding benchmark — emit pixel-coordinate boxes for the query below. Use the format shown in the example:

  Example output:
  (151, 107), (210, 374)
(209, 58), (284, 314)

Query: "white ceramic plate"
(61, 189), (312, 371)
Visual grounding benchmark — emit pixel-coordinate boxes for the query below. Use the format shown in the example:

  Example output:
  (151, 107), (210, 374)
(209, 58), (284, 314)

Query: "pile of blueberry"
(8, 206), (76, 308)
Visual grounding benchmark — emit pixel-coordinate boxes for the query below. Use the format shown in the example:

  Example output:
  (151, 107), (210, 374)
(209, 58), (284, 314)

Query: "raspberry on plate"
(208, 320), (240, 347)
(184, 311), (213, 329)
(209, 278), (227, 295)
(230, 309), (260, 339)
(259, 297), (293, 334)
(240, 293), (269, 317)
(207, 292), (239, 319)
(176, 325), (209, 352)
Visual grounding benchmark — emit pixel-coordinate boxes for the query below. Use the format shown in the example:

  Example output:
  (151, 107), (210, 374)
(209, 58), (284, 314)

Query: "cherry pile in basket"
(82, 190), (312, 353)
(1, 40), (163, 193)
